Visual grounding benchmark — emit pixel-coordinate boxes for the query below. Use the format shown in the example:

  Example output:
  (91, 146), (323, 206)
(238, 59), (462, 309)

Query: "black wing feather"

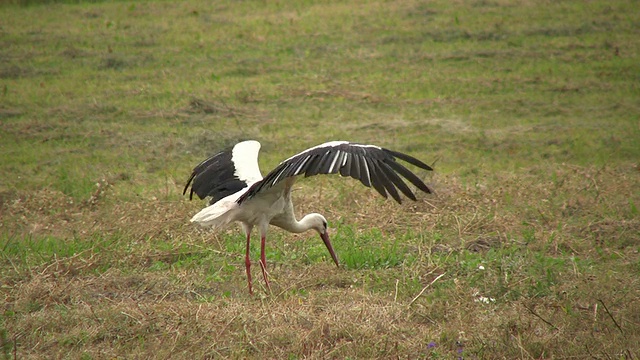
(351, 153), (362, 181)
(304, 154), (323, 177)
(282, 158), (300, 179)
(384, 160), (432, 194)
(364, 156), (387, 199)
(355, 154), (371, 187)
(383, 149), (433, 171)
(378, 161), (417, 201)
(339, 151), (352, 177)
(374, 159), (402, 203)
(319, 150), (336, 175)
(236, 142), (433, 204)
(183, 147), (250, 204)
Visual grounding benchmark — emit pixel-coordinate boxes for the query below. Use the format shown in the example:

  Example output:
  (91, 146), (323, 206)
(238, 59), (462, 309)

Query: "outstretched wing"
(237, 141), (432, 204)
(183, 140), (263, 205)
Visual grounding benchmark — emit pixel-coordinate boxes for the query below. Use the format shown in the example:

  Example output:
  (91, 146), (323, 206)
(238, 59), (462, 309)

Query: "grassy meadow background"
(1, 0), (639, 358)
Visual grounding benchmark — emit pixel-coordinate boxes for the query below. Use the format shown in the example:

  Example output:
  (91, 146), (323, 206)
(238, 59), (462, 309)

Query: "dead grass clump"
(98, 55), (129, 70)
(187, 97), (245, 117)
(465, 235), (503, 252)
(59, 45), (88, 59)
(2, 177), (125, 239)
(2, 189), (80, 237)
(0, 65), (31, 80)
(0, 189), (18, 210)
(285, 87), (385, 104)
(4, 269), (444, 358)
(103, 199), (194, 240)
(0, 107), (23, 119)
(581, 219), (640, 248)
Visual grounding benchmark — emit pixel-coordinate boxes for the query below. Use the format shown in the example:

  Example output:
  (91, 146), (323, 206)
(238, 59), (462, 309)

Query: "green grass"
(1, 0), (639, 358)
(332, 225), (415, 270)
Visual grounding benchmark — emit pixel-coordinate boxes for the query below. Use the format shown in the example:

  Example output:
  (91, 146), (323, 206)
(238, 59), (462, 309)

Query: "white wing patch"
(281, 141), (348, 163)
(281, 141), (381, 166)
(232, 140), (263, 184)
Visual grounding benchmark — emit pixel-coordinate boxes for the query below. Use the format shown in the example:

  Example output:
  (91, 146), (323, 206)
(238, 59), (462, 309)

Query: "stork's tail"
(190, 201), (236, 228)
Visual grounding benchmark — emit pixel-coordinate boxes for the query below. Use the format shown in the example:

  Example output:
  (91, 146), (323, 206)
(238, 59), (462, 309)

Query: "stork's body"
(184, 140), (432, 294)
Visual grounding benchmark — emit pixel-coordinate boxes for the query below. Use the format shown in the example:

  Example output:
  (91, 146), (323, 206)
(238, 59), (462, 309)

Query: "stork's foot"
(259, 235), (272, 293)
(259, 259), (271, 293)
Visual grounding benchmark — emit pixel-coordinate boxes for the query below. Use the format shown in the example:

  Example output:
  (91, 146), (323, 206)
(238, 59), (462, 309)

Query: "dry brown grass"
(2, 162), (638, 359)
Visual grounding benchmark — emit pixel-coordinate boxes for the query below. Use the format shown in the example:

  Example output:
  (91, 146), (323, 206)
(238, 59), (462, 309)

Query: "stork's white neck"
(276, 213), (325, 234)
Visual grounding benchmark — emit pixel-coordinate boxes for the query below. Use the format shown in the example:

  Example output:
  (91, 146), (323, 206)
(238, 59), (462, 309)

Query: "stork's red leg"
(245, 232), (253, 295)
(259, 235), (271, 292)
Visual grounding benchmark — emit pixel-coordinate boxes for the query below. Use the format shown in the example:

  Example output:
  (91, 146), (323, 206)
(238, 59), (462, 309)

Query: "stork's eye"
(322, 220), (328, 229)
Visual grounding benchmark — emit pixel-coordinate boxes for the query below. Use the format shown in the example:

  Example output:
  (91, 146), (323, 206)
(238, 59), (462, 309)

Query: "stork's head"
(305, 213), (339, 267)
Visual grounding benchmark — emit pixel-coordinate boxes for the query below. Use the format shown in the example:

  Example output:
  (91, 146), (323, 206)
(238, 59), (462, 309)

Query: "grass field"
(1, 0), (639, 358)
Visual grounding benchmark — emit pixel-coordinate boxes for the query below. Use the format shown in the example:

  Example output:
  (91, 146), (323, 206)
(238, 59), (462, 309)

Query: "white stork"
(183, 140), (432, 294)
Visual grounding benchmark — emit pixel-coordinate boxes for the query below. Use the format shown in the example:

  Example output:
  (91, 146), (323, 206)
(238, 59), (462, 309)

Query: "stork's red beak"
(320, 231), (340, 267)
